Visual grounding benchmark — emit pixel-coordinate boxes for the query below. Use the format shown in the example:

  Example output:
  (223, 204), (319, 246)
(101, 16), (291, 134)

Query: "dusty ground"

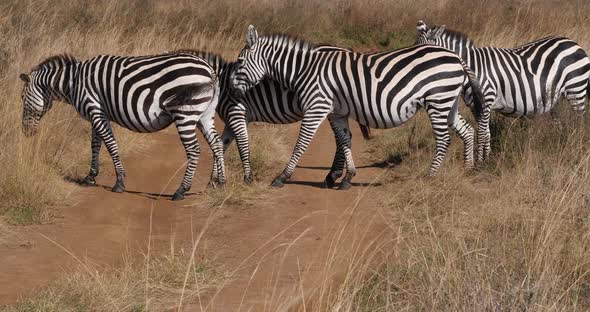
(0, 121), (390, 311)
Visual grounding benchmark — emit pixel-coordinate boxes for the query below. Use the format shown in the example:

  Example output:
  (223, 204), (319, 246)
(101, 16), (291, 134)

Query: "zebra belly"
(246, 105), (304, 124)
(339, 96), (421, 130)
(147, 111), (174, 131)
(108, 109), (173, 133)
(494, 89), (561, 117)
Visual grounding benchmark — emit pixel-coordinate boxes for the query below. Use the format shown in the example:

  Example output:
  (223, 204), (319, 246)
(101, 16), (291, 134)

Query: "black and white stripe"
(186, 49), (371, 186)
(232, 25), (485, 189)
(415, 20), (590, 162)
(20, 52), (225, 200)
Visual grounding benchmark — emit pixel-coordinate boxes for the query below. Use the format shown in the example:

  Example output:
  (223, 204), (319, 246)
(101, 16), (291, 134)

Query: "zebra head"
(19, 70), (53, 137)
(20, 55), (77, 137)
(415, 20), (474, 59)
(231, 25), (268, 96)
(415, 20), (447, 45)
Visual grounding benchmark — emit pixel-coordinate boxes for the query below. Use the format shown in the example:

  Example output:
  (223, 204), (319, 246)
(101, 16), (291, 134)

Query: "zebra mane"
(312, 44), (353, 53)
(430, 25), (476, 47)
(261, 33), (317, 51)
(33, 54), (78, 71)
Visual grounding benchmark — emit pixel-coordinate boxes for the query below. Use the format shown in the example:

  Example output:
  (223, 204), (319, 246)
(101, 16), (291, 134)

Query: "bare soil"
(0, 122), (389, 311)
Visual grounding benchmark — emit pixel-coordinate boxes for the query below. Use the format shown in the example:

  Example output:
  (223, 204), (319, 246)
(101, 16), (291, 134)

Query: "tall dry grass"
(2, 0), (588, 223)
(309, 110), (590, 311)
(2, 0), (590, 310)
(285, 1), (590, 309)
(0, 0), (243, 224)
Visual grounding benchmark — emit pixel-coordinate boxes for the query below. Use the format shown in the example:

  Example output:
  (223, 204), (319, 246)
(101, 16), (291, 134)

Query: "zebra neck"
(268, 48), (319, 92)
(218, 62), (235, 85)
(51, 63), (80, 105)
(463, 49), (477, 70)
(210, 57), (231, 79)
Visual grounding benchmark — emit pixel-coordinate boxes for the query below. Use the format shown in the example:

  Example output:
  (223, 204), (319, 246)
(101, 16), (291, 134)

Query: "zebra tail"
(461, 60), (485, 120)
(359, 124), (372, 140)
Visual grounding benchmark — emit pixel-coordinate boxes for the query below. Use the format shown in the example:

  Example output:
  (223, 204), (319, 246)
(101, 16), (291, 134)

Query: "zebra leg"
(206, 121), (233, 186)
(449, 113), (475, 172)
(425, 103), (452, 176)
(324, 116), (355, 189)
(81, 129), (101, 187)
(172, 116), (201, 201)
(206, 125), (235, 186)
(91, 116), (125, 193)
(564, 82), (588, 114)
(221, 125), (235, 152)
(329, 115), (356, 190)
(228, 113), (254, 184)
(359, 124), (371, 140)
(476, 105), (492, 165)
(198, 108), (226, 189)
(272, 107), (331, 188)
(323, 144), (345, 189)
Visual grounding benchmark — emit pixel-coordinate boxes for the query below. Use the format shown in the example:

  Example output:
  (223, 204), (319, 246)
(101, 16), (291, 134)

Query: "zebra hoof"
(323, 175), (336, 189)
(271, 173), (288, 188)
(337, 180), (352, 190)
(207, 181), (217, 189)
(244, 175), (254, 185)
(172, 191), (185, 201)
(271, 178), (285, 188)
(81, 176), (97, 187)
(111, 182), (125, 193)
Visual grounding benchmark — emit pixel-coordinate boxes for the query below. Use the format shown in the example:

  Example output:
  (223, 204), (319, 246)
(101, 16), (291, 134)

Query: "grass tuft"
(203, 124), (290, 207)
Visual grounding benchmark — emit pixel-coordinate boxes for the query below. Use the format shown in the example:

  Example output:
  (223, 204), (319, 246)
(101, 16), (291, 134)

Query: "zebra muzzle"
(22, 119), (39, 137)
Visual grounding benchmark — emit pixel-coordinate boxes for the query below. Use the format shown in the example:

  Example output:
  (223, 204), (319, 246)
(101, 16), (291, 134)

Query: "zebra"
(19, 52), (226, 201)
(231, 25), (486, 189)
(187, 49), (371, 188)
(415, 20), (590, 162)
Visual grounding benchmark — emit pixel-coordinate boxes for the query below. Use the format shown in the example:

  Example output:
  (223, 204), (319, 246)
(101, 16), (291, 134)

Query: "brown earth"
(0, 121), (390, 311)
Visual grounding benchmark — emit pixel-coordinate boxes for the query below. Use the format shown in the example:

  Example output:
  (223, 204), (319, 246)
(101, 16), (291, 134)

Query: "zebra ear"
(246, 25), (259, 48)
(19, 73), (30, 83)
(416, 20), (428, 33)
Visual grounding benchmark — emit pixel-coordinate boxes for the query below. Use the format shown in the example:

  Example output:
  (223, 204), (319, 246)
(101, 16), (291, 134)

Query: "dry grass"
(330, 110), (590, 311)
(3, 250), (224, 312)
(2, 0), (590, 310)
(0, 0), (243, 224)
(204, 124), (290, 207)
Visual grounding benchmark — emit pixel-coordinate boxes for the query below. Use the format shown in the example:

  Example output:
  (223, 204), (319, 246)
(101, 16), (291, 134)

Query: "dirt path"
(0, 122), (389, 311)
(0, 128), (216, 304)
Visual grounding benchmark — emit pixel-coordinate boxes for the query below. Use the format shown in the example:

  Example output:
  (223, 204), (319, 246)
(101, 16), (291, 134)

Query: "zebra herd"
(19, 22), (590, 200)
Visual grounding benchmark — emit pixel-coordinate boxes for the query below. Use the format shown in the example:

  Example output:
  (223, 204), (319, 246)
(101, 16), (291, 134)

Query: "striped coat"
(232, 26), (485, 189)
(416, 21), (590, 162)
(20, 52), (224, 200)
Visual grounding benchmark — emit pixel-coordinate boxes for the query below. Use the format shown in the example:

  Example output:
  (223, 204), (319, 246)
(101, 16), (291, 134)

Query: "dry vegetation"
(203, 124), (290, 207)
(2, 0), (590, 310)
(3, 250), (223, 312)
(319, 111), (590, 311)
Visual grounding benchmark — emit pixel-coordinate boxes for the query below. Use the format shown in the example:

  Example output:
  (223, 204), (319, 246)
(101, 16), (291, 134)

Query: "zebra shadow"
(65, 176), (197, 200)
(288, 153), (404, 189)
(284, 180), (383, 188)
(296, 152), (405, 171)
